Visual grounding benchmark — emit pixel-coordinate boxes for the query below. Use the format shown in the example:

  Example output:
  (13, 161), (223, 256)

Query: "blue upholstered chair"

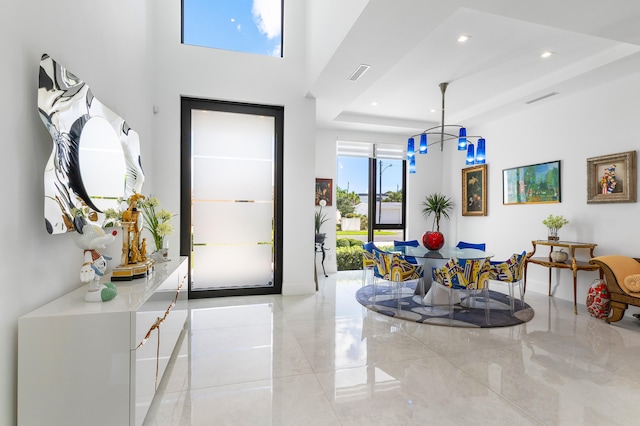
(456, 241), (486, 251)
(394, 240), (419, 248)
(489, 251), (527, 315)
(393, 240), (420, 264)
(372, 249), (424, 310)
(361, 242), (378, 286)
(432, 257), (492, 322)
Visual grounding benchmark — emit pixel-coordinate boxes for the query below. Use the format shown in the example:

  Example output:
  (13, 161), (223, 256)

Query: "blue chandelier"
(407, 82), (486, 174)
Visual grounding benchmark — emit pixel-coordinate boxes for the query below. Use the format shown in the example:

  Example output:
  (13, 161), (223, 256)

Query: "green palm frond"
(421, 193), (453, 231)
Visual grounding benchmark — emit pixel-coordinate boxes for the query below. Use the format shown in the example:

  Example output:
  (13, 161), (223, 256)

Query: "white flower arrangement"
(542, 214), (569, 230)
(138, 196), (175, 252)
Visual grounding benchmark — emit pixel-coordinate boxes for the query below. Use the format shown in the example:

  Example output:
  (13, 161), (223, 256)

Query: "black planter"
(315, 233), (326, 244)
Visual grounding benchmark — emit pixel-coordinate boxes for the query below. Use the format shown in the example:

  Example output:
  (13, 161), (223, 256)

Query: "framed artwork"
(315, 178), (332, 206)
(503, 160), (561, 205)
(462, 164), (487, 216)
(586, 151), (636, 203)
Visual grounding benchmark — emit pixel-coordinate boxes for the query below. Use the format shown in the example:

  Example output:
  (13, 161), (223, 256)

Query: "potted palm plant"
(315, 199), (329, 243)
(421, 193), (454, 250)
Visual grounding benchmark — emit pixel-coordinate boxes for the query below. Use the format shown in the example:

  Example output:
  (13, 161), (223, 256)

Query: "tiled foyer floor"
(143, 271), (640, 425)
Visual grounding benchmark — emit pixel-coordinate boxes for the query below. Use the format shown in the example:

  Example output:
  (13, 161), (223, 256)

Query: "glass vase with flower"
(138, 196), (175, 261)
(542, 214), (569, 241)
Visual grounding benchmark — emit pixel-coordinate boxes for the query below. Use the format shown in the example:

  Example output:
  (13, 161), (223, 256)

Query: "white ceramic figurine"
(74, 223), (118, 302)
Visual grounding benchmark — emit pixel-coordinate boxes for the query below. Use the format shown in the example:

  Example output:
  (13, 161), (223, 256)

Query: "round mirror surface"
(79, 116), (126, 212)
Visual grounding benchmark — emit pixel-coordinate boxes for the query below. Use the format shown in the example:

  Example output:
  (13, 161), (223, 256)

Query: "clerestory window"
(182, 0), (283, 57)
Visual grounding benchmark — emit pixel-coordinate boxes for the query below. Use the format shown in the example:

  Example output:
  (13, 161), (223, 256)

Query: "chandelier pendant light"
(407, 82), (486, 173)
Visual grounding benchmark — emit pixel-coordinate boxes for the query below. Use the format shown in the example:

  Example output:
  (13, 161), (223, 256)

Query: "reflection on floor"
(143, 270), (640, 425)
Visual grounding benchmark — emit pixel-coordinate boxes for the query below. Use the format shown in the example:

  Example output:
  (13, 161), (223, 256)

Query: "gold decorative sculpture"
(111, 193), (154, 281)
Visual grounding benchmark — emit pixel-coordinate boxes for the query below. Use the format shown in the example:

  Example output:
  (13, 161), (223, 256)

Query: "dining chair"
(489, 251), (527, 315)
(373, 249), (424, 310)
(456, 241), (486, 251)
(361, 242), (378, 286)
(394, 240), (419, 247)
(432, 257), (491, 322)
(393, 239), (420, 264)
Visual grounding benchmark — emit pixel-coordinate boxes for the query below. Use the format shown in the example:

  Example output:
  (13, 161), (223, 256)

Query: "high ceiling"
(308, 0), (640, 136)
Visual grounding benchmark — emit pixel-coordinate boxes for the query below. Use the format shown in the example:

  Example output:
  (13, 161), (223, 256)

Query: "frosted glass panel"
(191, 109), (275, 291)
(192, 157), (272, 201)
(192, 245), (273, 289)
(193, 201), (273, 243)
(192, 110), (274, 160)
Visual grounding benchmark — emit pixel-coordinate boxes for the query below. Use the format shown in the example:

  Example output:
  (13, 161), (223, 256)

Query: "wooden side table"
(524, 240), (601, 314)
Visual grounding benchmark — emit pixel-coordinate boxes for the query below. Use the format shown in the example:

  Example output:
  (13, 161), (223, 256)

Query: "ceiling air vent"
(526, 92), (559, 104)
(348, 64), (370, 82)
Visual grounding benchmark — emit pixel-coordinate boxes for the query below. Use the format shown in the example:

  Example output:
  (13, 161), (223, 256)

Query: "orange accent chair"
(589, 256), (640, 323)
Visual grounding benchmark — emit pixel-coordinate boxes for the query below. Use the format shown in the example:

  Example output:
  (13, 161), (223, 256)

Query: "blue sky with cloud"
(183, 0), (282, 57)
(337, 156), (404, 195)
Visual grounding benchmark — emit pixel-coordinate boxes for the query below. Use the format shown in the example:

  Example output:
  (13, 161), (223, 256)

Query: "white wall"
(3, 1), (155, 424)
(305, 0), (369, 87)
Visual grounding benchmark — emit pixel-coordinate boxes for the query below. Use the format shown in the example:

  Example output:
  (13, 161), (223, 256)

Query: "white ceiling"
(308, 0), (640, 136)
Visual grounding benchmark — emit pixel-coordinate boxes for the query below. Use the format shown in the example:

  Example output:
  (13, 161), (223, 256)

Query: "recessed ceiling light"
(458, 35), (471, 43)
(371, 102), (378, 106)
(541, 51), (554, 58)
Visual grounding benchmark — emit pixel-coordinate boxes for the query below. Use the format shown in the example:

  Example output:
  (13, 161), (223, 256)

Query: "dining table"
(393, 245), (494, 306)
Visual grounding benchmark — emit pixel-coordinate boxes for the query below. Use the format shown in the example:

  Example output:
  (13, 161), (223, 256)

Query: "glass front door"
(181, 98), (283, 297)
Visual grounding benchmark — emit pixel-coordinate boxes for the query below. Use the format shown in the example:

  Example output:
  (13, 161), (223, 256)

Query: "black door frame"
(180, 97), (283, 298)
(367, 157), (407, 242)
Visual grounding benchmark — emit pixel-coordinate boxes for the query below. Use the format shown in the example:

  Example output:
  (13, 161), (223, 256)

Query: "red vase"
(422, 231), (445, 250)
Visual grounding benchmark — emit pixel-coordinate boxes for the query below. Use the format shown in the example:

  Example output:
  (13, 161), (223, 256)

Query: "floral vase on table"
(139, 196), (175, 262)
(542, 214), (568, 242)
(152, 239), (170, 262)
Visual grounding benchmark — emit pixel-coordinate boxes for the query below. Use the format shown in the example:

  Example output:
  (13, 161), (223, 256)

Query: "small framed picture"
(587, 151), (636, 203)
(315, 178), (332, 206)
(462, 164), (487, 216)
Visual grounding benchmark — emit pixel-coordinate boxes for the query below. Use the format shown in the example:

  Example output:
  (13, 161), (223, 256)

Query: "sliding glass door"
(336, 141), (407, 248)
(370, 157), (406, 247)
(181, 98), (283, 298)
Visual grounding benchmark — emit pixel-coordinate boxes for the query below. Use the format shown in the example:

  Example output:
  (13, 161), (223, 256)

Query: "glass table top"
(393, 245), (494, 259)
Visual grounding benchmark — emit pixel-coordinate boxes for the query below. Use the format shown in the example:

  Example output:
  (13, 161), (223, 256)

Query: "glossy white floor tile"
(143, 271), (640, 425)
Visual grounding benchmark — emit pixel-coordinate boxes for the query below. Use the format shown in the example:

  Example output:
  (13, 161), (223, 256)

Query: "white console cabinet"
(18, 257), (188, 426)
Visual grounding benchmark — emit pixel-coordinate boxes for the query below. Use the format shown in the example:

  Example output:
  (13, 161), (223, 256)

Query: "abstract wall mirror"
(38, 53), (145, 234)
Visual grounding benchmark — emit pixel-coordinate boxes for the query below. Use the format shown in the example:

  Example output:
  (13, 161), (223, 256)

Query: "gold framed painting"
(502, 160), (561, 205)
(462, 164), (487, 216)
(587, 151), (636, 203)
